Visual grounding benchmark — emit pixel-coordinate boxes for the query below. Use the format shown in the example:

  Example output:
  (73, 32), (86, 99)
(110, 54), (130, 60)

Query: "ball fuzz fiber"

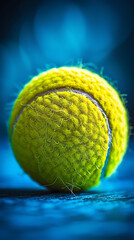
(9, 67), (129, 192)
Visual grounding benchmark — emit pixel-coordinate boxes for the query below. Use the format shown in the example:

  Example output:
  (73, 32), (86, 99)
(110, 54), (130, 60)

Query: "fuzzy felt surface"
(9, 67), (128, 192)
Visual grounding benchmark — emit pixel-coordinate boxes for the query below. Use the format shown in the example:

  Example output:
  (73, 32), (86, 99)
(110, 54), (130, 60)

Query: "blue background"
(0, 0), (134, 239)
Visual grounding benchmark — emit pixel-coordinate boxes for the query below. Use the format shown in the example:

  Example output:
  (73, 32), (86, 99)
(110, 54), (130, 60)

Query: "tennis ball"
(9, 67), (128, 192)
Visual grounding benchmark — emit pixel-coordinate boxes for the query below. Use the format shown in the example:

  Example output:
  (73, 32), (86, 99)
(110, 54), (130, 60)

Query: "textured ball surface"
(9, 67), (128, 192)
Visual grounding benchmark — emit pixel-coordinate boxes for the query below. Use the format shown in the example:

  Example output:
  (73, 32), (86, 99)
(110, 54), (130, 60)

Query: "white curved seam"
(11, 88), (112, 177)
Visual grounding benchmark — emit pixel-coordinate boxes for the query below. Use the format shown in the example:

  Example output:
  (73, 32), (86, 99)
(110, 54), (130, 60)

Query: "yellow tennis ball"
(9, 67), (129, 192)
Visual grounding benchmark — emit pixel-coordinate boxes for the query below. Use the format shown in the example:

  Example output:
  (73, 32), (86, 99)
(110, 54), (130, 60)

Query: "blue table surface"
(0, 138), (134, 240)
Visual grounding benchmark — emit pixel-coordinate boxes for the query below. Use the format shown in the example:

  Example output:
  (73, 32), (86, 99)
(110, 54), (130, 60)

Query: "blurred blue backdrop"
(0, 0), (134, 188)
